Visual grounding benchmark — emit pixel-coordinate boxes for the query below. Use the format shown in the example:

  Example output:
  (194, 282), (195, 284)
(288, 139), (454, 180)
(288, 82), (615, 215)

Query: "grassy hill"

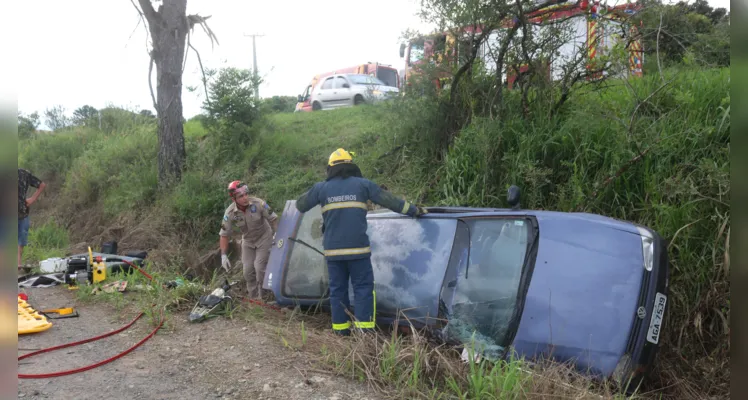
(18, 66), (730, 398)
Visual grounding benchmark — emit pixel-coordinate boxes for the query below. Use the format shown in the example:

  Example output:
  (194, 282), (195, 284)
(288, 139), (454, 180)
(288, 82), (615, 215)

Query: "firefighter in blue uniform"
(296, 148), (427, 335)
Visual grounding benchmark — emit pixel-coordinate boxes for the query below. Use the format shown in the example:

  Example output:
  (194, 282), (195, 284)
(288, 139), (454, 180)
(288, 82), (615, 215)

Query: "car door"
(332, 75), (353, 107)
(438, 215), (539, 358)
(264, 201), (460, 329)
(314, 77), (335, 110)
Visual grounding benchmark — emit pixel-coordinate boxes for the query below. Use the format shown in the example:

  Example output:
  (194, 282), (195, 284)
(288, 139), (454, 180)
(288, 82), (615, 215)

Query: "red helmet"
(227, 180), (248, 198)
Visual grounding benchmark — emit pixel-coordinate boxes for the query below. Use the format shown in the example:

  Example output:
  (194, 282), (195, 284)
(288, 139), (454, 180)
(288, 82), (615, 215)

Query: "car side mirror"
(343, 83), (350, 89)
(507, 185), (521, 210)
(399, 43), (406, 58)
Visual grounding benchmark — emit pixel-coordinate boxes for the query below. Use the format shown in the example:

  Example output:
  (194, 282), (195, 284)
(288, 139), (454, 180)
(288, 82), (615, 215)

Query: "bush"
(62, 126), (158, 214)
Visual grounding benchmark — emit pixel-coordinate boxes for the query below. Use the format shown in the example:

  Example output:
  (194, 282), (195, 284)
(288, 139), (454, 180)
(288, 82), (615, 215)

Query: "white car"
(310, 73), (399, 111)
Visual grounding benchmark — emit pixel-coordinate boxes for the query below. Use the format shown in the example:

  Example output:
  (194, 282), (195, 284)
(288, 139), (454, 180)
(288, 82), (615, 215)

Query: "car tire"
(354, 95), (364, 106)
(312, 102), (322, 111)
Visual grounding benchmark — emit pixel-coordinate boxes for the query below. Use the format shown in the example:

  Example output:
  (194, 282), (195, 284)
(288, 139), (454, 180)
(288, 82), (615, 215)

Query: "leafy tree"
(202, 67), (262, 127)
(18, 112), (40, 139)
(198, 67), (263, 164)
(44, 105), (70, 131)
(72, 105), (99, 126)
(633, 0), (730, 68)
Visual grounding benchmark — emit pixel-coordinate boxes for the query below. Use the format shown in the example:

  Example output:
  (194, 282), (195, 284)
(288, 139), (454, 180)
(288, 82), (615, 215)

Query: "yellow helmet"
(328, 148), (356, 166)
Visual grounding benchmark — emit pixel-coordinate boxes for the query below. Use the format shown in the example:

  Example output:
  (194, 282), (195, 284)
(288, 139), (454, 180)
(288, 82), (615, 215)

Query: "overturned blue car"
(263, 187), (669, 388)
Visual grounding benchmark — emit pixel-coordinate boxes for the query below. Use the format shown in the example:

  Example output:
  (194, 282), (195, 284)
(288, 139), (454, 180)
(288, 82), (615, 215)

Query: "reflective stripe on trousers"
(323, 247), (371, 257)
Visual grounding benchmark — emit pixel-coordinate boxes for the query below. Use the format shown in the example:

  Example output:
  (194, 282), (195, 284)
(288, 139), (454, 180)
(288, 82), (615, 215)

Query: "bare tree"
(131, 0), (217, 188)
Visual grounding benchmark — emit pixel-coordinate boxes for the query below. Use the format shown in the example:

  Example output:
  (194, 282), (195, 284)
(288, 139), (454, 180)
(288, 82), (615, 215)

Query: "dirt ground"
(17, 286), (383, 400)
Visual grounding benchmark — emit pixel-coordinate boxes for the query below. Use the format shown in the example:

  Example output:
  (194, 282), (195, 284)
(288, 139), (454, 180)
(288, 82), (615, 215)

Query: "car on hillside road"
(262, 186), (669, 391)
(309, 73), (399, 111)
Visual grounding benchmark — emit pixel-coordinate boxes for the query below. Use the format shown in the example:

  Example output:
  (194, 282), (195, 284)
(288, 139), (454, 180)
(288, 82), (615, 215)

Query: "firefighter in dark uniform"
(295, 148), (427, 335)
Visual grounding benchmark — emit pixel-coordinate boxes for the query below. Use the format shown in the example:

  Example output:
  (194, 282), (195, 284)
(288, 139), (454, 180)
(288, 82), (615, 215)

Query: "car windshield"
(348, 74), (385, 86)
(441, 218), (531, 359)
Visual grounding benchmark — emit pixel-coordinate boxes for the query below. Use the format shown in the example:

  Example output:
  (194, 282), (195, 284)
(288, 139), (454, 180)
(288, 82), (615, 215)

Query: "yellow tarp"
(18, 297), (52, 335)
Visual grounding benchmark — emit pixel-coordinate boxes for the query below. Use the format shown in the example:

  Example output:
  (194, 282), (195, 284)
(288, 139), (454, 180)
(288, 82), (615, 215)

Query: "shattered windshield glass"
(442, 218), (530, 360)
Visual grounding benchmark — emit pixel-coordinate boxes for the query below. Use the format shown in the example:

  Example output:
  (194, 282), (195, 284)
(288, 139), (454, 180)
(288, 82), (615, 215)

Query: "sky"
(8, 0), (730, 128)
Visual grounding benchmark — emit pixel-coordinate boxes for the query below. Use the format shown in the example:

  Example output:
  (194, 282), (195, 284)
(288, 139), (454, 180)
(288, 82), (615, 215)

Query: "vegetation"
(17, 0), (729, 397)
(634, 0), (730, 68)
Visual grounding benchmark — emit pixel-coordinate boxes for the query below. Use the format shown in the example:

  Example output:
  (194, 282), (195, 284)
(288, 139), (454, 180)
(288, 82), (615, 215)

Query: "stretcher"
(18, 296), (53, 335)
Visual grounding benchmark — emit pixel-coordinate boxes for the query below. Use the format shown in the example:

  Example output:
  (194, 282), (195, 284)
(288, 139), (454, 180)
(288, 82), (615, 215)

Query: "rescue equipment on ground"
(61, 247), (148, 287)
(18, 296), (53, 335)
(18, 263), (164, 379)
(40, 307), (79, 319)
(189, 279), (235, 322)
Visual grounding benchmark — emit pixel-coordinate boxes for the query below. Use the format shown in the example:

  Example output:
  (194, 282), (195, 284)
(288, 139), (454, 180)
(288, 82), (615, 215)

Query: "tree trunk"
(140, 0), (188, 188)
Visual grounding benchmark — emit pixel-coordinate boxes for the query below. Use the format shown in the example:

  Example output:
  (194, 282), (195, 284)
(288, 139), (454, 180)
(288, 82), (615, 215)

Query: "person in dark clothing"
(295, 148), (427, 335)
(18, 168), (46, 272)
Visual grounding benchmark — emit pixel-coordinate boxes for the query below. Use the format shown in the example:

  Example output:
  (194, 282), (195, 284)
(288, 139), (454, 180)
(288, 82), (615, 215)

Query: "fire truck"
(398, 0), (644, 92)
(294, 62), (401, 112)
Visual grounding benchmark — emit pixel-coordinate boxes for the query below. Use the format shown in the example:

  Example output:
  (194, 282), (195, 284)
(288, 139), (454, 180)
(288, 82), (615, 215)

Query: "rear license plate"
(646, 292), (667, 344)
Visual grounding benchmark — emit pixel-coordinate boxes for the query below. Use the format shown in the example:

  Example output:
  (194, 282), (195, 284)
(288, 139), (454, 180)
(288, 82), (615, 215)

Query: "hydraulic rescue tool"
(189, 279), (235, 322)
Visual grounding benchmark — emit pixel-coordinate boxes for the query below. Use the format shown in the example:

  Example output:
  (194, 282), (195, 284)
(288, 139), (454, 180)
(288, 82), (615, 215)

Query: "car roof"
(366, 206), (642, 234)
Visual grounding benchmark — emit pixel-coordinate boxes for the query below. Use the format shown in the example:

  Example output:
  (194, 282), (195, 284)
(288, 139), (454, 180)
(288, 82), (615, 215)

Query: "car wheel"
(354, 95), (364, 106)
(312, 102), (322, 111)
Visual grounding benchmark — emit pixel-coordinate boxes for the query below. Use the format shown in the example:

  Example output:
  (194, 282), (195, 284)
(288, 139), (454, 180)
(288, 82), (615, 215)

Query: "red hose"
(120, 259), (153, 281)
(243, 298), (283, 313)
(20, 255), (160, 379)
(18, 308), (165, 379)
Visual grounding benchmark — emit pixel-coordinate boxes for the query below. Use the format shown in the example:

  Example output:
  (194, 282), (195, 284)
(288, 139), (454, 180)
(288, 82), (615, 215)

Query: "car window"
(320, 77), (334, 90)
(349, 74), (385, 86)
(282, 205), (327, 298)
(442, 218), (530, 357)
(367, 217), (458, 323)
(334, 76), (349, 88)
(302, 84), (312, 99)
(281, 208), (459, 321)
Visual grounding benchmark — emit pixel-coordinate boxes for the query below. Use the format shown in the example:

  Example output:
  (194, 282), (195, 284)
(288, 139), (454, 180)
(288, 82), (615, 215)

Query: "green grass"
(22, 218), (69, 265)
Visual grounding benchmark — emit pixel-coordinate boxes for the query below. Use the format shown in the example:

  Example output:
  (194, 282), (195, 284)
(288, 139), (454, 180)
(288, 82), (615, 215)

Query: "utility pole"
(243, 33), (265, 101)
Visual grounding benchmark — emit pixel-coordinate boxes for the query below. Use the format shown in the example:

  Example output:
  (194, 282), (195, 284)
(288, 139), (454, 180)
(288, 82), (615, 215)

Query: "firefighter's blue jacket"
(296, 176), (418, 261)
